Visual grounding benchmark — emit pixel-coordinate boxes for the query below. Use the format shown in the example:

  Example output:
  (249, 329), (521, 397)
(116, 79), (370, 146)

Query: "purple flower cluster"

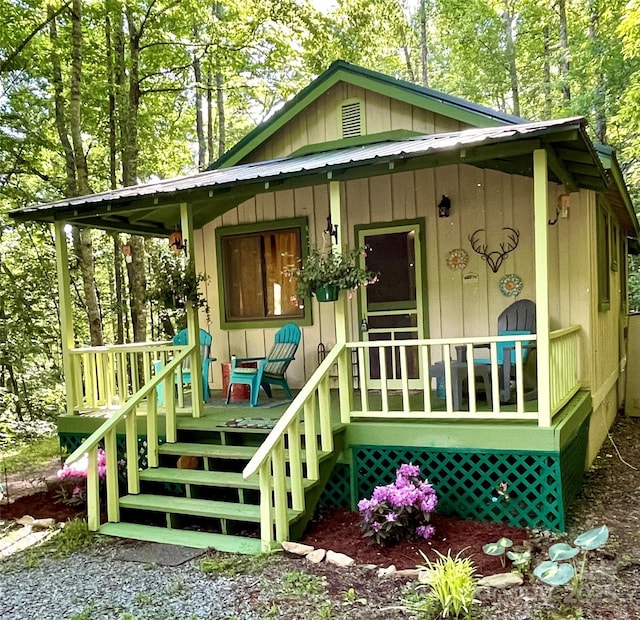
(358, 463), (438, 546)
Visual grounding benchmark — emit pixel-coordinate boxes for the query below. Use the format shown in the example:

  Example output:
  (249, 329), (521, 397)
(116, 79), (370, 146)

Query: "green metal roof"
(209, 60), (526, 170)
(12, 117), (618, 236)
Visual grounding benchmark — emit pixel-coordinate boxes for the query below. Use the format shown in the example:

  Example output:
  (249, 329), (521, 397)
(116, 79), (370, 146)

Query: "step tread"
(159, 441), (332, 462)
(139, 467), (315, 490)
(98, 522), (262, 554)
(159, 442), (258, 459)
(119, 493), (300, 522)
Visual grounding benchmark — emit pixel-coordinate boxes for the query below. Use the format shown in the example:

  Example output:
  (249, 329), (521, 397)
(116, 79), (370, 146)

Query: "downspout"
(54, 222), (78, 416)
(533, 150), (552, 426)
(180, 202), (203, 418)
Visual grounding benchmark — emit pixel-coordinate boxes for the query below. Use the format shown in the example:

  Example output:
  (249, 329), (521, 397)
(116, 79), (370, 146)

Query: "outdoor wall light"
(548, 193), (571, 225)
(325, 214), (339, 244)
(438, 195), (451, 218)
(122, 243), (133, 263)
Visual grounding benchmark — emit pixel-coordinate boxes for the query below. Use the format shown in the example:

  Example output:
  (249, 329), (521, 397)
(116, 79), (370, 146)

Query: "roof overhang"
(10, 117), (614, 236)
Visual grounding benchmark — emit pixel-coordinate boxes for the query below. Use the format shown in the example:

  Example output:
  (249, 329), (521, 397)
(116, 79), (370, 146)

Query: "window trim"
(215, 217), (311, 330)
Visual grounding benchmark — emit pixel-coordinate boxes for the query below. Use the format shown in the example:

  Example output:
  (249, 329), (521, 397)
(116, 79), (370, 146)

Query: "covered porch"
(13, 118), (611, 551)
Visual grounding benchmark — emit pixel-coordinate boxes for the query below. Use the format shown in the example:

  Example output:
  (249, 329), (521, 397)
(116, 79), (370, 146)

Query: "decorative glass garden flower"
(499, 273), (523, 297)
(446, 248), (469, 270)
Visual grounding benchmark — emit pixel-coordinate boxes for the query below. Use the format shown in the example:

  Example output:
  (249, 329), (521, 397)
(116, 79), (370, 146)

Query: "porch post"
(329, 181), (352, 421)
(180, 202), (203, 418)
(533, 149), (551, 426)
(54, 222), (78, 416)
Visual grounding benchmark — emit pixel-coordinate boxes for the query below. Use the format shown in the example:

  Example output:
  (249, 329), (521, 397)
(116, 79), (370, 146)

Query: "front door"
(358, 223), (424, 388)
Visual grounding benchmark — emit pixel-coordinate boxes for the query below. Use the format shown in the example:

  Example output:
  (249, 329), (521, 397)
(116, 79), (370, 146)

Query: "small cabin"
(11, 61), (639, 552)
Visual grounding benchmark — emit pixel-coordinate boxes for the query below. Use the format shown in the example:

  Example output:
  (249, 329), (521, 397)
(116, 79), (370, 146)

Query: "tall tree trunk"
(502, 0), (520, 116)
(419, 0), (429, 87)
(543, 25), (553, 118)
(51, 2), (103, 347)
(113, 234), (125, 344)
(193, 34), (206, 170)
(48, 7), (76, 197)
(558, 0), (571, 102)
(216, 72), (226, 156)
(206, 71), (214, 161)
(121, 5), (146, 343)
(105, 5), (118, 189)
(125, 235), (146, 342)
(589, 1), (606, 143)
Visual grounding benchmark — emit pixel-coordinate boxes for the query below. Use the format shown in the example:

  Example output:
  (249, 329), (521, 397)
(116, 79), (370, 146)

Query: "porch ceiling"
(11, 117), (610, 236)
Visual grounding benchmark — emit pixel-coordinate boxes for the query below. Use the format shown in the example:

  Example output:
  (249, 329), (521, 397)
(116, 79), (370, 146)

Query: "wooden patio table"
(430, 360), (493, 410)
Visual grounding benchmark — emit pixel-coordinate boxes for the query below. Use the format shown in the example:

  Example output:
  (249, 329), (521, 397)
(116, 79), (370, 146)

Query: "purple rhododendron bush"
(358, 463), (437, 546)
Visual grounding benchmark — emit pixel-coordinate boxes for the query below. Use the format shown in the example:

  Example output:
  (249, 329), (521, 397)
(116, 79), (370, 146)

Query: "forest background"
(2, 0), (640, 443)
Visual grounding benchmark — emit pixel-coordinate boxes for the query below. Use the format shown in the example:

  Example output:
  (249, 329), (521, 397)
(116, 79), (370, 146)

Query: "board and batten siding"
(585, 194), (625, 462)
(195, 163), (603, 397)
(243, 82), (467, 164)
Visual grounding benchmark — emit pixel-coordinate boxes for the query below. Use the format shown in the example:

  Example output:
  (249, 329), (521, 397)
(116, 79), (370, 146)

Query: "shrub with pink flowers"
(357, 463), (438, 546)
(56, 448), (107, 506)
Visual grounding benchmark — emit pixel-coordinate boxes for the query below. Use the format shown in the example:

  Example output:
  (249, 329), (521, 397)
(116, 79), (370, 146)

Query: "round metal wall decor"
(499, 273), (523, 297)
(446, 248), (469, 270)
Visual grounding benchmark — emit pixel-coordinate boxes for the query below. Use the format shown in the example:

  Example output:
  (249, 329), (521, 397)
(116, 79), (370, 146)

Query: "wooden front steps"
(99, 522), (263, 554)
(98, 418), (346, 553)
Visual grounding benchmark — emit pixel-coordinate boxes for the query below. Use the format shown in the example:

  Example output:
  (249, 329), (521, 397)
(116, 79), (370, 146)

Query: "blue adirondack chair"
(156, 328), (216, 404)
(457, 299), (536, 403)
(226, 322), (301, 407)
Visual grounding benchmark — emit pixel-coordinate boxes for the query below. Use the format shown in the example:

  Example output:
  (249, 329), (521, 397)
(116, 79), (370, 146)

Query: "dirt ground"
(2, 414), (640, 619)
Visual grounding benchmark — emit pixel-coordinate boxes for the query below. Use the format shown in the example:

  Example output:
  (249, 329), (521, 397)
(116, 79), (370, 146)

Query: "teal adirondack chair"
(457, 299), (536, 403)
(226, 322), (301, 407)
(156, 328), (216, 404)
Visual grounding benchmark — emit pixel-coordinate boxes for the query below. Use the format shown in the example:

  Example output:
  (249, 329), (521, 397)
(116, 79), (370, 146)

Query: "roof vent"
(341, 101), (363, 138)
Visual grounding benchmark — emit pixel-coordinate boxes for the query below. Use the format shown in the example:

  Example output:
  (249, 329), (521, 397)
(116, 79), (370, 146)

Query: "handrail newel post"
(165, 373), (177, 443)
(105, 428), (120, 523)
(125, 410), (140, 494)
(258, 464), (274, 551)
(86, 446), (100, 531)
(273, 440), (288, 541)
(288, 418), (305, 511)
(147, 390), (159, 468)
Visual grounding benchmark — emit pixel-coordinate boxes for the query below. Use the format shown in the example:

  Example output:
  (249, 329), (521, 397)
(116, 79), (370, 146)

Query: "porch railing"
(63, 345), (194, 531)
(69, 342), (180, 410)
(243, 346), (341, 550)
(348, 334), (539, 420)
(549, 325), (581, 416)
(244, 329), (584, 549)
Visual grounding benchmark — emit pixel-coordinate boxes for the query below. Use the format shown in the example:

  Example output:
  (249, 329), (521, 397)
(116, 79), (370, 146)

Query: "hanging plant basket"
(314, 284), (340, 302)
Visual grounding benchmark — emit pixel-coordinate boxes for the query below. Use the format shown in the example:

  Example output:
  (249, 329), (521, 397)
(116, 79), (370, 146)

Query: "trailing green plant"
(148, 254), (209, 316)
(533, 525), (609, 595)
(410, 549), (477, 619)
(284, 242), (378, 305)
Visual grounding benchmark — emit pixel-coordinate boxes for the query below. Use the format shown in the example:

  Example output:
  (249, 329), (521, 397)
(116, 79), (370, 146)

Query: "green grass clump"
(282, 570), (327, 596)
(199, 552), (272, 576)
(408, 549), (477, 619)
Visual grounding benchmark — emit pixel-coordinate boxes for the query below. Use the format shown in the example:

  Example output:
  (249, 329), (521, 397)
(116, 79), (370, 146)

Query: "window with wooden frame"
(597, 200), (610, 312)
(217, 219), (306, 326)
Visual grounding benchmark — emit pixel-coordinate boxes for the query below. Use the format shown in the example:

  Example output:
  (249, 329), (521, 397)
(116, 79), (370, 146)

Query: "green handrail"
(242, 343), (343, 480)
(65, 344), (193, 532)
(65, 345), (192, 465)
